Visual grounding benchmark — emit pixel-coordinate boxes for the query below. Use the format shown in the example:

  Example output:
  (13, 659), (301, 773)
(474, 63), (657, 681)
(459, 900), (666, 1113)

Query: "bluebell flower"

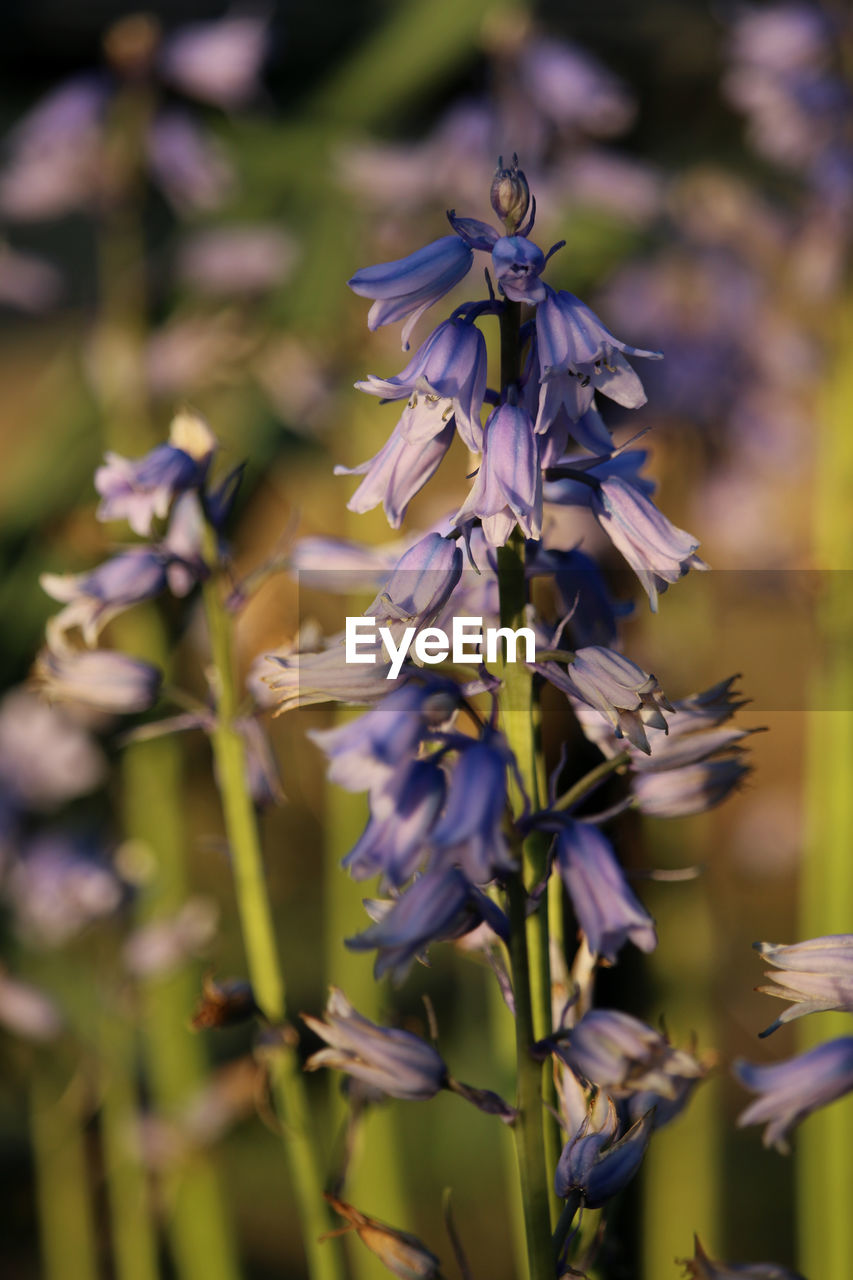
(735, 1037), (853, 1152)
(555, 819), (657, 963)
(752, 935), (853, 1037)
(536, 286), (662, 414)
(35, 631), (162, 714)
(7, 833), (123, 947)
(355, 318), (487, 451)
(679, 1234), (806, 1279)
(491, 235), (547, 303)
(346, 867), (509, 984)
(264, 632), (396, 713)
(559, 1008), (705, 1099)
(631, 758), (749, 818)
(41, 548), (170, 646)
(348, 235), (474, 350)
(343, 759), (446, 888)
(336, 417), (455, 529)
(526, 544), (632, 649)
(454, 401), (542, 547)
(309, 680), (458, 794)
(546, 646), (672, 754)
(536, 391), (613, 455)
(161, 491), (209, 597)
(555, 1098), (653, 1208)
(0, 686), (105, 811)
(592, 475), (705, 611)
(95, 410), (216, 536)
(365, 533), (463, 637)
(302, 988), (447, 1100)
(429, 734), (517, 884)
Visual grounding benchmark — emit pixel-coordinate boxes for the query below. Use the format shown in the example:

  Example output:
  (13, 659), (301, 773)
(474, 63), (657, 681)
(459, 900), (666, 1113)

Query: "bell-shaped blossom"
(343, 759), (446, 887)
(734, 1037), (853, 1152)
(429, 735), (517, 884)
(336, 417), (455, 529)
(0, 688), (105, 811)
(309, 679), (458, 794)
(146, 112), (234, 214)
(349, 235), (474, 350)
(7, 834), (123, 947)
(95, 411), (216, 536)
(752, 935), (853, 1037)
(536, 286), (662, 413)
(592, 475), (704, 611)
(346, 867), (509, 984)
(548, 646), (672, 755)
(34, 633), (162, 714)
(41, 549), (170, 646)
(158, 12), (269, 108)
(527, 545), (632, 650)
(560, 1008), (706, 1099)
(679, 1234), (806, 1279)
(264, 633), (396, 713)
(632, 758), (749, 818)
(555, 1098), (653, 1208)
(302, 988), (447, 1100)
(491, 235), (547, 303)
(355, 318), (487, 451)
(365, 533), (463, 639)
(454, 401), (542, 547)
(556, 820), (657, 963)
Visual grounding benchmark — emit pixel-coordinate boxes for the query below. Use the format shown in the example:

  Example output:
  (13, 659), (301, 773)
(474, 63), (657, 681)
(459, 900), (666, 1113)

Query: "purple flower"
(7, 834), (123, 947)
(631, 758), (749, 818)
(365, 533), (463, 635)
(454, 401), (542, 547)
(0, 688), (105, 811)
(735, 1037), (853, 1152)
(679, 1235), (806, 1279)
(561, 1009), (705, 1099)
(527, 545), (632, 649)
(336, 417), (455, 529)
(592, 476), (704, 611)
(555, 1100), (653, 1208)
(158, 12), (269, 109)
(343, 759), (446, 887)
(346, 867), (509, 984)
(536, 286), (661, 414)
(302, 988), (447, 1100)
(349, 235), (474, 350)
(556, 646), (672, 754)
(41, 549), (170, 646)
(263, 633), (396, 713)
(34, 635), (162, 714)
(491, 236), (547, 303)
(555, 820), (657, 963)
(752, 935), (853, 1037)
(146, 112), (233, 214)
(309, 681), (458, 794)
(355, 318), (487, 451)
(430, 736), (516, 884)
(95, 411), (215, 536)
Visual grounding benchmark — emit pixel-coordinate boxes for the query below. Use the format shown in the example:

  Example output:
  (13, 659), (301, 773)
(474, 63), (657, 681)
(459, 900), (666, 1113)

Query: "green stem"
(495, 300), (558, 1274)
(30, 1066), (100, 1280)
(100, 1011), (160, 1280)
(200, 538), (345, 1280)
(551, 752), (631, 814)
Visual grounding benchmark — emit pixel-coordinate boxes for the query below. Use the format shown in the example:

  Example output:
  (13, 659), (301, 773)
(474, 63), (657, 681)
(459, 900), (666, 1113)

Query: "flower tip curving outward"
(752, 934), (853, 1036)
(734, 1036), (853, 1153)
(34, 628), (162, 715)
(348, 235), (474, 350)
(565, 646), (673, 754)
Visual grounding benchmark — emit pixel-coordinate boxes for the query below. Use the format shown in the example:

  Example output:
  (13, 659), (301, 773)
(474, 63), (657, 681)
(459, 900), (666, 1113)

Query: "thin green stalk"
(30, 1066), (100, 1280)
(495, 301), (559, 1273)
(551, 752), (631, 814)
(200, 539), (345, 1280)
(100, 1012), (160, 1280)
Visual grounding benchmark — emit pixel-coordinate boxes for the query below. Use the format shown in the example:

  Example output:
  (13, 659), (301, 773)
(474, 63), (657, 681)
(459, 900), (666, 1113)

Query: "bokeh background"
(1, 1), (852, 1277)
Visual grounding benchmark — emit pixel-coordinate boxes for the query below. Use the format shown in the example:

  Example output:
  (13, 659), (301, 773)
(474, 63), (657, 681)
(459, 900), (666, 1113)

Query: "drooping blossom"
(752, 934), (853, 1037)
(429, 734), (517, 885)
(349, 235), (474, 350)
(34, 633), (162, 715)
(558, 1008), (706, 1101)
(454, 401), (542, 547)
(555, 1096), (653, 1208)
(540, 646), (672, 755)
(336, 417), (455, 529)
(555, 819), (657, 963)
(734, 1037), (853, 1152)
(302, 988), (448, 1100)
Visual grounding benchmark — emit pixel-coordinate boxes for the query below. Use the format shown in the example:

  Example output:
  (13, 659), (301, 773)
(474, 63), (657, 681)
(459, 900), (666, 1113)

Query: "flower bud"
(490, 155), (530, 232)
